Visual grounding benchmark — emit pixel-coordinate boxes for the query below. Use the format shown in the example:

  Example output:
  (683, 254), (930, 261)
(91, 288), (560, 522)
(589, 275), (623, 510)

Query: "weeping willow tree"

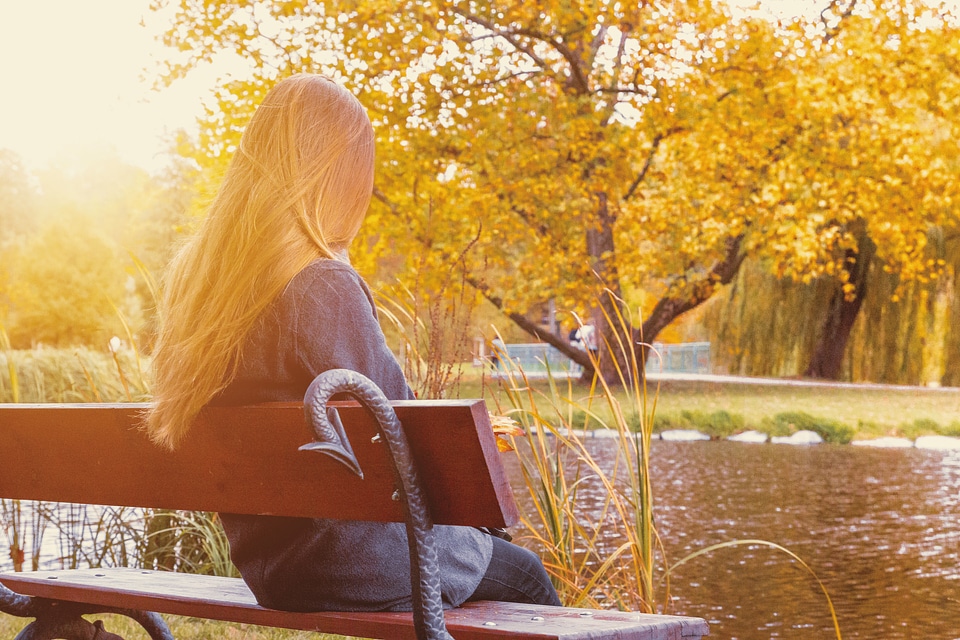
(704, 230), (960, 386)
(944, 282), (960, 386)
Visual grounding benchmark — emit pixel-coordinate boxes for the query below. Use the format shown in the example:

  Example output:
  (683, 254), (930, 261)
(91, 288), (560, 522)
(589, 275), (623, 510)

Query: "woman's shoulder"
(293, 256), (361, 284)
(281, 258), (373, 310)
(286, 257), (363, 294)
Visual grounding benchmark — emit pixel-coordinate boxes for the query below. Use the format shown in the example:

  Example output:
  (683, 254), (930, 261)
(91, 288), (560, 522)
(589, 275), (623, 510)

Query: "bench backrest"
(0, 400), (518, 528)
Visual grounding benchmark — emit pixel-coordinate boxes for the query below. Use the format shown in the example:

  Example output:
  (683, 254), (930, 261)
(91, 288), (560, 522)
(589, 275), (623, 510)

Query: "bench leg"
(2, 581), (174, 640)
(14, 616), (123, 640)
(114, 610), (173, 640)
(12, 606), (173, 640)
(1, 579), (34, 618)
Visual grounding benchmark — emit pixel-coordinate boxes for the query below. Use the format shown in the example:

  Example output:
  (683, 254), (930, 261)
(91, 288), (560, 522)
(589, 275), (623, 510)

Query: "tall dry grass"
(486, 294), (842, 637)
(0, 344), (148, 404)
(0, 342), (231, 579)
(375, 225), (480, 400)
(486, 299), (665, 611)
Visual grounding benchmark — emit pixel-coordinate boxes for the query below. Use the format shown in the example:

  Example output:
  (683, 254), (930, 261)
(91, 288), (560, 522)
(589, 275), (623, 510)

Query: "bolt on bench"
(0, 369), (708, 640)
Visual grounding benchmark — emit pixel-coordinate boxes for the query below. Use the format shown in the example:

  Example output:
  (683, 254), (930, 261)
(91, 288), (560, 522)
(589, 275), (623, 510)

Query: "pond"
(512, 439), (960, 639)
(2, 439), (956, 638)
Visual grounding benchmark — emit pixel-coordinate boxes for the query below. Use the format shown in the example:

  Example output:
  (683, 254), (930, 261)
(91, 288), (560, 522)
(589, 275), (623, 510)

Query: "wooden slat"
(0, 401), (518, 528)
(0, 569), (709, 640)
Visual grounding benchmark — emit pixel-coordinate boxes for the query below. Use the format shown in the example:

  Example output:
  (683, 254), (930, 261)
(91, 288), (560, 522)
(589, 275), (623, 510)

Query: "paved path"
(646, 372), (960, 394)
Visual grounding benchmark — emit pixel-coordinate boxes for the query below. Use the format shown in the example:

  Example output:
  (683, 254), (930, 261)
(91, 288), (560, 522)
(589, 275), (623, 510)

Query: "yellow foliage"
(154, 0), (960, 346)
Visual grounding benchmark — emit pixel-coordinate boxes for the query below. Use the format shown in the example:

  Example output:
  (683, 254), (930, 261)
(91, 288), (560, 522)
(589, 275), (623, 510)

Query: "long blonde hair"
(147, 74), (375, 449)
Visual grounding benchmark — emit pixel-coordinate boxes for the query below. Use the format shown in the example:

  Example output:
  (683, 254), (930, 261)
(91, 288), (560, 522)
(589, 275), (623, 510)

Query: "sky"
(0, 1), (954, 175)
(0, 0), (216, 174)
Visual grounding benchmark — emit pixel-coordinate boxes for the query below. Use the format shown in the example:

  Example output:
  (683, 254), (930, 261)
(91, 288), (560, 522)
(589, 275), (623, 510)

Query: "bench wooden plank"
(0, 401), (517, 528)
(0, 397), (709, 639)
(0, 569), (708, 640)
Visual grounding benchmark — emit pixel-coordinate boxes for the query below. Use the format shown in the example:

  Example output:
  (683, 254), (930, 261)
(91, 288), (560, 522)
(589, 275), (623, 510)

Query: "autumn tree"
(0, 149), (39, 324)
(152, 0), (960, 379)
(705, 236), (960, 386)
(785, 3), (960, 378)
(4, 223), (127, 348)
(0, 149), (39, 246)
(1, 149), (192, 349)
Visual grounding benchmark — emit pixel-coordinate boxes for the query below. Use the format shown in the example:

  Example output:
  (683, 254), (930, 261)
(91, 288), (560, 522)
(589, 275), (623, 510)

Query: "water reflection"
(507, 440), (960, 639)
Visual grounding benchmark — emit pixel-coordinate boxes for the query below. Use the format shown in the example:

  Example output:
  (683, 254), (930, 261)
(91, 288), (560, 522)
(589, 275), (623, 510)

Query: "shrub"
(568, 409), (590, 430)
(652, 413), (679, 433)
(766, 411), (855, 444)
(679, 409), (745, 439)
(943, 422), (960, 438)
(899, 418), (942, 440)
(856, 419), (888, 439)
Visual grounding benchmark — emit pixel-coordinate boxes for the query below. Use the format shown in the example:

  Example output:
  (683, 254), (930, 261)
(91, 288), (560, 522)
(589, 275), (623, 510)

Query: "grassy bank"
(456, 367), (960, 443)
(4, 347), (956, 441)
(651, 378), (960, 439)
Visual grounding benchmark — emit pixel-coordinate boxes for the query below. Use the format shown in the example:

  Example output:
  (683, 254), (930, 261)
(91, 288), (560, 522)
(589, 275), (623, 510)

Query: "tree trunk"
(805, 236), (876, 379)
(637, 235), (746, 371)
(586, 191), (629, 383)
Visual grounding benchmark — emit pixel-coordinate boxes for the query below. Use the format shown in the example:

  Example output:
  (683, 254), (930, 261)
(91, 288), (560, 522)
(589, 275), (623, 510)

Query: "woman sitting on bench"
(145, 73), (561, 613)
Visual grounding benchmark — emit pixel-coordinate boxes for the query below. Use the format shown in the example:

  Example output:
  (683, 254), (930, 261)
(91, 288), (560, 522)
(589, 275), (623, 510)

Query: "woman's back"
(214, 258), (492, 612)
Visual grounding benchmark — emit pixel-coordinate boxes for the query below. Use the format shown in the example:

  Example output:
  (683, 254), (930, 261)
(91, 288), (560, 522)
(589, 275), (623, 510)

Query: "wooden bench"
(0, 369), (708, 640)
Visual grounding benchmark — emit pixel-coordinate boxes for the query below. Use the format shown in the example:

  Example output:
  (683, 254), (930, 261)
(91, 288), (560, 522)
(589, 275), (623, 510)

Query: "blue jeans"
(466, 536), (562, 606)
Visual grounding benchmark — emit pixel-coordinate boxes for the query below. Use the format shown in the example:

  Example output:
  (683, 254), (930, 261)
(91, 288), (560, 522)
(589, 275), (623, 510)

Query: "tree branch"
(624, 131), (668, 201)
(821, 0), (858, 44)
(509, 205), (550, 239)
(452, 7), (549, 70)
(465, 275), (594, 369)
(639, 234), (745, 345)
(451, 7), (591, 94)
(374, 186), (589, 366)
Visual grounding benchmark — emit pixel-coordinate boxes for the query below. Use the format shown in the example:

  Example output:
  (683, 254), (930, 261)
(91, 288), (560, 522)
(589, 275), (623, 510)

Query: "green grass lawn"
(653, 379), (959, 433)
(454, 367), (960, 441)
(0, 613), (358, 639)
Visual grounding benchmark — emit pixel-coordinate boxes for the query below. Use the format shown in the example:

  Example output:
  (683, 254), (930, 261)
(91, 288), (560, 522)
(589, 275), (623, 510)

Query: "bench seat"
(0, 371), (708, 639)
(0, 569), (708, 640)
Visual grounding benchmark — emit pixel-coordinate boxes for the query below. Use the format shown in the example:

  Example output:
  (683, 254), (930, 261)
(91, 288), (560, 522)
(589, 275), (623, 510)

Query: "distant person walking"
(570, 324), (598, 359)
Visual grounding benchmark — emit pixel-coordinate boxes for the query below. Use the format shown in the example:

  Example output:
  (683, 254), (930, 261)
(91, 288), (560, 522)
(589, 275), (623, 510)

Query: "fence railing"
(484, 341), (711, 377)
(646, 341), (711, 375)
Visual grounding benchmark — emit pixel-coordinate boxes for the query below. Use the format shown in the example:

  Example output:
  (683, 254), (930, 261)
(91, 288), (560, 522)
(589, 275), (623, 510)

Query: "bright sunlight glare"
(1, 0), (958, 174)
(0, 0), (216, 173)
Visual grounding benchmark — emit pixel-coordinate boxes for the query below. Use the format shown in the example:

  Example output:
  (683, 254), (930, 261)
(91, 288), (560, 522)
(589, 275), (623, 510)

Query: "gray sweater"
(215, 259), (492, 612)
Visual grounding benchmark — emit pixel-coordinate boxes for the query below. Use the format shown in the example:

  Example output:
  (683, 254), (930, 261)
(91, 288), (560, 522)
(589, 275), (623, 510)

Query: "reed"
(142, 511), (237, 577)
(665, 539), (843, 639)
(0, 324), (19, 403)
(375, 250), (478, 400)
(376, 282), (469, 399)
(47, 504), (143, 569)
(489, 294), (842, 638)
(488, 294), (666, 611)
(0, 346), (148, 404)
